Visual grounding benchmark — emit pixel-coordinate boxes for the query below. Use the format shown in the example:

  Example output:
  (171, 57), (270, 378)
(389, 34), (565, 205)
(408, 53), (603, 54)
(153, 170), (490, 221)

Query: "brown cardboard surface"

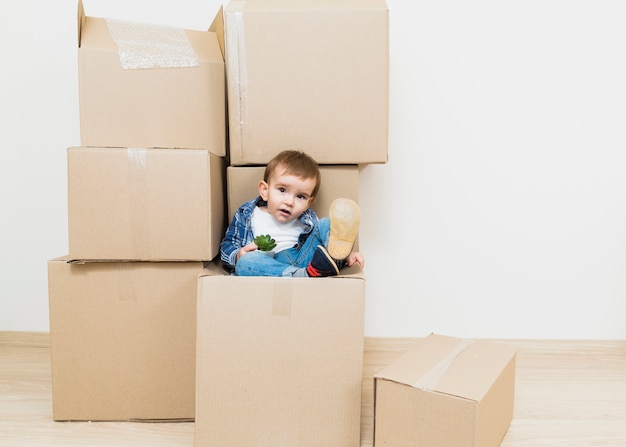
(373, 334), (517, 447)
(221, 0), (389, 165)
(67, 147), (225, 261)
(48, 256), (206, 421)
(226, 165), (360, 221)
(195, 263), (365, 446)
(77, 1), (225, 153)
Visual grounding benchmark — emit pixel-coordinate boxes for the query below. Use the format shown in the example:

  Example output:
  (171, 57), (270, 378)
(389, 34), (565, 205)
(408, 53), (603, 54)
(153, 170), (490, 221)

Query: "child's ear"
(258, 181), (269, 200)
(308, 196), (316, 207)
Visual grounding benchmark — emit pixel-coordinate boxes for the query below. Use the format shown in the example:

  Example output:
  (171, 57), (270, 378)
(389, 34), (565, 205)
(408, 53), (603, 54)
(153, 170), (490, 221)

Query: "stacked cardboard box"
(47, 0), (226, 421)
(221, 0), (389, 165)
(47, 258), (204, 421)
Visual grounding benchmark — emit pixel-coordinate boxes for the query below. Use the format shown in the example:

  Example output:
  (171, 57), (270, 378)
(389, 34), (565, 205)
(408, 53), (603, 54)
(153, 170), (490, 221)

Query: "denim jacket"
(220, 196), (319, 270)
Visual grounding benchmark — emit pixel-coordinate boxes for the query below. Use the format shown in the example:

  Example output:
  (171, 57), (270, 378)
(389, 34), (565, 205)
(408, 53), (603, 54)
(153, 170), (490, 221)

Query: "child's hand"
(237, 242), (259, 260)
(346, 251), (365, 269)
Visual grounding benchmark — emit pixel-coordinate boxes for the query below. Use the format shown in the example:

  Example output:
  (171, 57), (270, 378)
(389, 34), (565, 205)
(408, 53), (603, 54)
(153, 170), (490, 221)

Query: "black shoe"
(306, 245), (340, 277)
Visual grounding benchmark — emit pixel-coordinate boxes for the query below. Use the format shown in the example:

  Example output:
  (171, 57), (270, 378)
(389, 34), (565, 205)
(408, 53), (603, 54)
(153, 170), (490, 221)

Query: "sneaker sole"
(328, 198), (360, 260)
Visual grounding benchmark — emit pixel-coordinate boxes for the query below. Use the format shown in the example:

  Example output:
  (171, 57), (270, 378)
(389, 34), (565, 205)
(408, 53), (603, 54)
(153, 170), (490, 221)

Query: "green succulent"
(254, 234), (277, 252)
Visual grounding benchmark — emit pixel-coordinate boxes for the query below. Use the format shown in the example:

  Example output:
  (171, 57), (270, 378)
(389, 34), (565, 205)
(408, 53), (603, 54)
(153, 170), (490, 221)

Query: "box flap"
(374, 334), (462, 385)
(209, 6), (225, 58)
(77, 0), (85, 46)
(375, 334), (516, 402)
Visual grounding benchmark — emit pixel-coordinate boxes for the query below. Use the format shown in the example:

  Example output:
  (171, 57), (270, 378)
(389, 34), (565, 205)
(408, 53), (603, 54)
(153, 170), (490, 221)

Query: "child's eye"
(278, 187), (286, 193)
(297, 194), (307, 200)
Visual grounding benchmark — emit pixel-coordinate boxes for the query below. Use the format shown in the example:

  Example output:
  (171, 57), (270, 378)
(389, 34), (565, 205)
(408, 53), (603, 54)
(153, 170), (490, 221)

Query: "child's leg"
(266, 227), (337, 277)
(291, 218), (331, 267)
(250, 198), (360, 278)
(297, 198), (361, 267)
(235, 250), (300, 277)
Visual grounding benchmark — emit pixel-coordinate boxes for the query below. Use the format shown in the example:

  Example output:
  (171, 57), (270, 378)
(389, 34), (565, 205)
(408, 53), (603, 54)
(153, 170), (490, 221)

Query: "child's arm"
(220, 214), (248, 268)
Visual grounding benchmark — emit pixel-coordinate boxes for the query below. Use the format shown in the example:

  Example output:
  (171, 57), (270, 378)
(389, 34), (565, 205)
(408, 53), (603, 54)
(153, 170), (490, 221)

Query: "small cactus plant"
(254, 234), (277, 252)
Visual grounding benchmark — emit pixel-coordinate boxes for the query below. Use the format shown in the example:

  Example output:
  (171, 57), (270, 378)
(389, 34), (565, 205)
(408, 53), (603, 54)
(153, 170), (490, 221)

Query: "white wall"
(2, 0), (625, 339)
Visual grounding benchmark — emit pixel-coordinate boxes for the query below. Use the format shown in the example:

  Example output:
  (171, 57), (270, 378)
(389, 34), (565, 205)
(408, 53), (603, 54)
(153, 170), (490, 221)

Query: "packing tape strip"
(106, 18), (199, 69)
(413, 339), (474, 391)
(225, 2), (249, 147)
(271, 280), (293, 317)
(127, 148), (150, 259)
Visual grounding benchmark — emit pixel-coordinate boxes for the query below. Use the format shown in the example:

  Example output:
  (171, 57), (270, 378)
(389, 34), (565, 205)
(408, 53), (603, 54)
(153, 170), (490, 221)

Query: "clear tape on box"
(412, 339), (474, 391)
(224, 1), (248, 129)
(127, 148), (150, 257)
(106, 19), (199, 69)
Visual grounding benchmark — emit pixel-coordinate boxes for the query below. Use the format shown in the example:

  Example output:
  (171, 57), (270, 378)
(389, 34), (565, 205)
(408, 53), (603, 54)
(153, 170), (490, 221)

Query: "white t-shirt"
(253, 206), (306, 253)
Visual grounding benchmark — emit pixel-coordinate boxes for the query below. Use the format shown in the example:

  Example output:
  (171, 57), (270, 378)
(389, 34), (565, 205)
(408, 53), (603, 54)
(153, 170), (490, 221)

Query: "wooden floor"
(1, 332), (625, 446)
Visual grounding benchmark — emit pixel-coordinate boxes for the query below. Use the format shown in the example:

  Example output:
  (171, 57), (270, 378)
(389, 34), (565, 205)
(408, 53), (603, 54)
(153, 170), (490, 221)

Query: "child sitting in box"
(220, 150), (363, 277)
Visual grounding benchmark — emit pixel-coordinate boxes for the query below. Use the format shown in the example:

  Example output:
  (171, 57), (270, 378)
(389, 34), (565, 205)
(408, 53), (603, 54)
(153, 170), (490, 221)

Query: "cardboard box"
(48, 256), (207, 421)
(77, 0), (226, 154)
(226, 164), (360, 221)
(68, 146), (225, 261)
(195, 262), (366, 446)
(373, 334), (517, 447)
(219, 0), (389, 165)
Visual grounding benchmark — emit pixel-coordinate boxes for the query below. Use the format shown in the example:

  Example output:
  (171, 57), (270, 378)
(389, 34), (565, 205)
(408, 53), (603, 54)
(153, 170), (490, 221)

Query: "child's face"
(258, 167), (316, 224)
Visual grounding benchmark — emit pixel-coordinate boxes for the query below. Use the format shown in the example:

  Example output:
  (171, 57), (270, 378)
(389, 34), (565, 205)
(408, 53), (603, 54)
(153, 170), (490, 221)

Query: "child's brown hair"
(264, 150), (322, 198)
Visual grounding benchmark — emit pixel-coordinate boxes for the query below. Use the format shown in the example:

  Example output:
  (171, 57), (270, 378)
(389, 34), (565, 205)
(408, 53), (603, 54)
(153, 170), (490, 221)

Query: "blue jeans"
(235, 218), (331, 276)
